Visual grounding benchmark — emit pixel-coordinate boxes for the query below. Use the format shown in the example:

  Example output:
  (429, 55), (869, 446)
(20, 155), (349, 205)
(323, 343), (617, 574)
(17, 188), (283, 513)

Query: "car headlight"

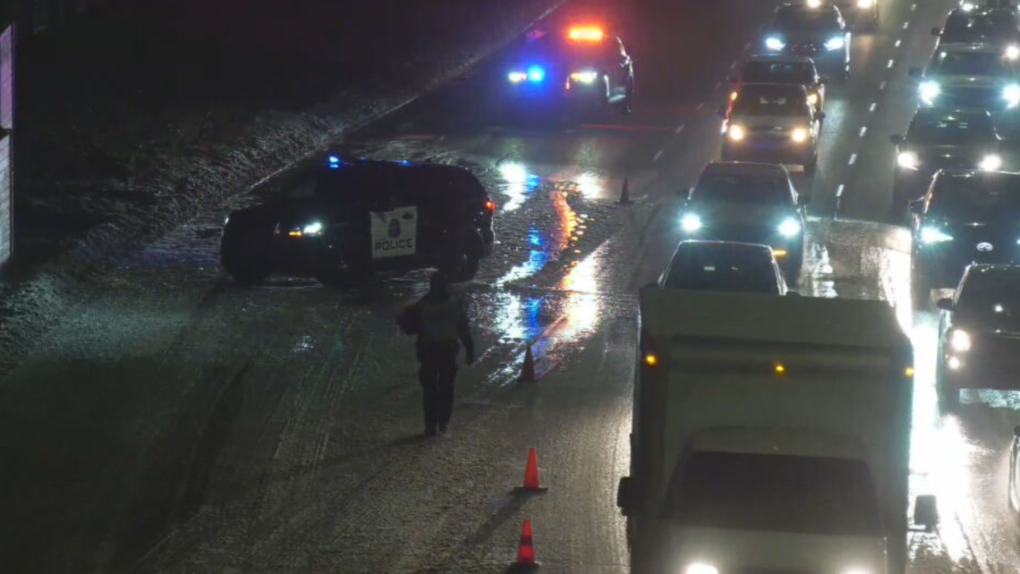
(807, 0), (822, 7)
(779, 217), (802, 237)
(765, 36), (785, 51)
(302, 221), (325, 236)
(727, 124), (746, 141)
(681, 213), (703, 233)
(950, 329), (972, 352)
(897, 151), (919, 170)
(1004, 84), (1020, 108)
(979, 154), (1003, 171)
(570, 70), (599, 84)
(825, 36), (846, 51)
(685, 564), (719, 574)
(791, 127), (810, 143)
(961, 1), (975, 11)
(920, 226), (954, 243)
(857, 0), (874, 7)
(920, 81), (941, 105)
(1008, 45), (1020, 61)
(508, 71), (528, 83)
(807, 92), (819, 106)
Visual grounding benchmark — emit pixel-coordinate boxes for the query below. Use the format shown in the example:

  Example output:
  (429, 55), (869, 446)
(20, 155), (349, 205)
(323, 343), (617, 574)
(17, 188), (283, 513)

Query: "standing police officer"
(398, 272), (475, 437)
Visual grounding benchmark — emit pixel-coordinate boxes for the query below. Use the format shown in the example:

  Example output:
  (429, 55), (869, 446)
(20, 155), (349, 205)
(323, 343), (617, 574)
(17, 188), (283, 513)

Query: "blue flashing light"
(328, 155), (341, 169)
(527, 65), (545, 83)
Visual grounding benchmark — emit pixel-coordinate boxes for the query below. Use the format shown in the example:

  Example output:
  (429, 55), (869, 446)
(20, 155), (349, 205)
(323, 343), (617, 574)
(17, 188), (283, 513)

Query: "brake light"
(568, 26), (605, 42)
(485, 199), (496, 211)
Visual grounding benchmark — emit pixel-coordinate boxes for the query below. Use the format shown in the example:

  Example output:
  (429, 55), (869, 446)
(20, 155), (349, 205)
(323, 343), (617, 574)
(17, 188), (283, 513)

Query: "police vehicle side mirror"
(909, 67), (923, 79)
(913, 494), (939, 532)
(936, 298), (955, 311)
(890, 134), (904, 145)
(931, 27), (941, 37)
(617, 476), (635, 515)
(909, 199), (925, 215)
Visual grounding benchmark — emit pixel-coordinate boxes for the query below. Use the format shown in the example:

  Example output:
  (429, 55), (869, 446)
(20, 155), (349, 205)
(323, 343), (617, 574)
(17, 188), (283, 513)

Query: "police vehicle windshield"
(743, 61), (815, 84)
(732, 86), (809, 116)
(908, 114), (996, 145)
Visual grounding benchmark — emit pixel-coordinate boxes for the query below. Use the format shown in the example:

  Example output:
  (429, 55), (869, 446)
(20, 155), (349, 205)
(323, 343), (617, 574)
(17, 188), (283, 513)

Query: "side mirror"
(936, 298), (955, 311)
(890, 134), (904, 145)
(913, 494), (939, 532)
(617, 476), (634, 515)
(909, 67), (923, 79)
(931, 27), (941, 37)
(909, 199), (925, 214)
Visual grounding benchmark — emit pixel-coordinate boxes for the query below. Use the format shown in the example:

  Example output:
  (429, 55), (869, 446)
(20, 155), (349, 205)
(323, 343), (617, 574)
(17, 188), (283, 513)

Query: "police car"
(502, 24), (635, 115)
(220, 156), (496, 286)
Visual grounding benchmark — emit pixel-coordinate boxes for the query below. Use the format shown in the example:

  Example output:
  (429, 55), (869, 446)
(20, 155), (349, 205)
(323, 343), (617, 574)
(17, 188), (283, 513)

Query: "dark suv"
(761, 3), (851, 79)
(934, 264), (1020, 410)
(221, 156), (496, 286)
(910, 170), (1020, 306)
(891, 108), (1002, 208)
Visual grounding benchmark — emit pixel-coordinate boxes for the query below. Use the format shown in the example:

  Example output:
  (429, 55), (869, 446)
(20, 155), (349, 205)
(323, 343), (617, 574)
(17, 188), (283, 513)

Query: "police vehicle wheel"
(221, 221), (272, 285)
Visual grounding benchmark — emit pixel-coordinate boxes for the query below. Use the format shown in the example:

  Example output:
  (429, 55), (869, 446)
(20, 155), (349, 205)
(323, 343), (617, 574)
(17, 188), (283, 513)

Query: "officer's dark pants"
(418, 343), (459, 433)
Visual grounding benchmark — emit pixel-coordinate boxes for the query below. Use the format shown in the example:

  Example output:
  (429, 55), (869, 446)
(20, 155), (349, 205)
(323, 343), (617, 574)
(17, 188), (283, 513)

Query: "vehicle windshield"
(931, 51), (1012, 76)
(773, 8), (841, 32)
(693, 174), (793, 205)
(670, 452), (882, 536)
(956, 271), (1020, 330)
(929, 179), (1020, 221)
(663, 246), (780, 294)
(742, 61), (815, 84)
(943, 13), (1018, 43)
(908, 115), (996, 145)
(732, 87), (809, 116)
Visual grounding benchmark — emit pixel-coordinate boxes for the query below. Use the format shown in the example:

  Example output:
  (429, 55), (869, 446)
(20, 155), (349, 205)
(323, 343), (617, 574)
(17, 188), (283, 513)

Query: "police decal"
(370, 206), (417, 259)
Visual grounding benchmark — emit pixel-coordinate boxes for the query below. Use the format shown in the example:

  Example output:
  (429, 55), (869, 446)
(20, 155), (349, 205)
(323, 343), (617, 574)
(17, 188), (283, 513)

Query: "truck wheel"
(221, 220), (272, 285)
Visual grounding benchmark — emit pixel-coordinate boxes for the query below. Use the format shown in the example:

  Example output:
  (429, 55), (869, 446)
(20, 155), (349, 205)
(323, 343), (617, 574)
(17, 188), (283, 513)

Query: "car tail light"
(485, 200), (496, 212)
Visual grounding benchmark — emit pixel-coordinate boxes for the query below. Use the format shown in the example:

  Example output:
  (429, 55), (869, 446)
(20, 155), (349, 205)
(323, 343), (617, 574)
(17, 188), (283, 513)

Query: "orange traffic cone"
(517, 447), (548, 492)
(619, 177), (630, 204)
(513, 519), (540, 569)
(519, 345), (536, 383)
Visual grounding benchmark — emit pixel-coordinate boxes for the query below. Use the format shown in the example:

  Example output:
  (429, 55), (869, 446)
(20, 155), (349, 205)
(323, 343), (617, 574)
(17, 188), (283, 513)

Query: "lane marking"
(887, 59), (895, 69)
(848, 154), (858, 166)
(729, 61), (739, 70)
(675, 124), (686, 134)
(895, 39), (902, 48)
(880, 80), (887, 90)
(836, 184), (845, 198)
(652, 150), (664, 162)
(696, 102), (705, 112)
(578, 124), (672, 132)
(715, 81), (722, 90)
(859, 126), (868, 137)
(744, 42), (752, 51)
(869, 102), (878, 112)
(911, 3), (917, 10)
(903, 21), (910, 30)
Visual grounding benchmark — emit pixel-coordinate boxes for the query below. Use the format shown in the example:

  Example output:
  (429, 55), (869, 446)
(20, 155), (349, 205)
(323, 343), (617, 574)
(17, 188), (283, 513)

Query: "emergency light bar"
(568, 26), (605, 42)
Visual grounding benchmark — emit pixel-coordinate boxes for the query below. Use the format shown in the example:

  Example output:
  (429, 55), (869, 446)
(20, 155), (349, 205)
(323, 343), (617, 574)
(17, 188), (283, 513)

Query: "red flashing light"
(485, 200), (496, 211)
(568, 26), (605, 42)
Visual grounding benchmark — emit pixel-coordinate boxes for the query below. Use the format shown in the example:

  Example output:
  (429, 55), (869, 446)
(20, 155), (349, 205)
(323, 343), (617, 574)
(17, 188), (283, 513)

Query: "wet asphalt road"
(3, 0), (1020, 572)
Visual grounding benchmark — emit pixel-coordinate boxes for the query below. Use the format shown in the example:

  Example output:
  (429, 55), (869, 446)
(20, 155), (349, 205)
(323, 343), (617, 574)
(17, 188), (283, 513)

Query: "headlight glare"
(857, 0), (874, 7)
(728, 124), (746, 141)
(765, 36), (785, 51)
(807, 92), (819, 105)
(897, 151), (919, 170)
(570, 70), (599, 84)
(508, 71), (528, 83)
(302, 221), (324, 236)
(1008, 45), (1020, 61)
(791, 127), (809, 143)
(920, 227), (954, 244)
(825, 36), (846, 51)
(1004, 84), (1020, 108)
(778, 217), (802, 237)
(920, 81), (941, 105)
(685, 563), (720, 574)
(979, 154), (1003, 171)
(681, 213), (703, 233)
(950, 329), (972, 352)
